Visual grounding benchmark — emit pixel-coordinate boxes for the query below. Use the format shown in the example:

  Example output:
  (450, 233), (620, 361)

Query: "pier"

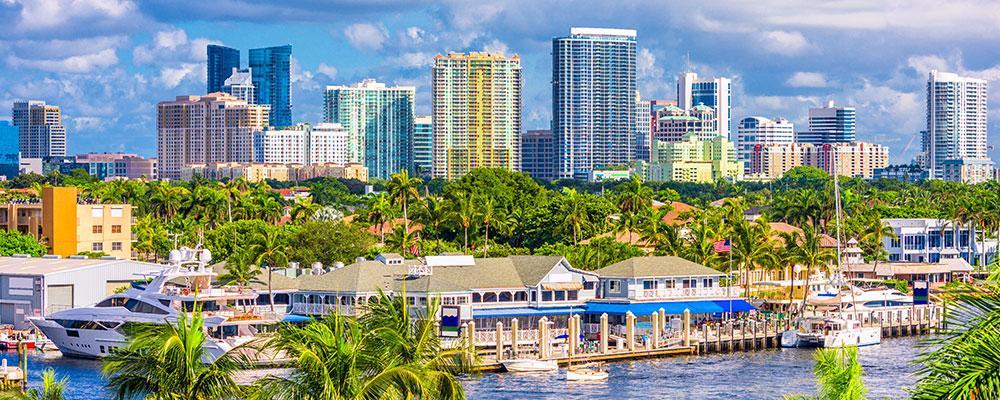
(465, 304), (942, 372)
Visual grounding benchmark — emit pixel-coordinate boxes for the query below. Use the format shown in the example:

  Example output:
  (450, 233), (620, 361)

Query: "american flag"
(713, 239), (731, 253)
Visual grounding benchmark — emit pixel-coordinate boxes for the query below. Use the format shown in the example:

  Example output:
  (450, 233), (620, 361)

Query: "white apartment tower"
(324, 79), (415, 179)
(223, 68), (257, 104)
(12, 100), (67, 158)
(736, 116), (794, 164)
(677, 72), (732, 140)
(924, 70), (991, 182)
(253, 123), (348, 165)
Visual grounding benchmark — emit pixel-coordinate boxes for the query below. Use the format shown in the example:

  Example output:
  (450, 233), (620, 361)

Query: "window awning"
(472, 306), (586, 318)
(584, 299), (755, 316)
(541, 282), (583, 291)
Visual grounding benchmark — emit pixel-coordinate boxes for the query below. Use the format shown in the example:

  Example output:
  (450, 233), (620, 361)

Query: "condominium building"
(736, 116), (794, 166)
(207, 45), (240, 94)
(924, 70), (991, 182)
(748, 142), (888, 180)
(635, 97), (652, 161)
(413, 116), (433, 177)
(747, 143), (809, 180)
(249, 45), (292, 127)
(323, 79), (415, 179)
(222, 68), (256, 104)
(677, 72), (731, 139)
(431, 52), (522, 180)
(156, 93), (270, 180)
(253, 123), (348, 165)
(74, 153), (158, 180)
(552, 28), (637, 180)
(0, 121), (18, 178)
(521, 129), (556, 181)
(797, 101), (856, 144)
(12, 100), (67, 158)
(653, 104), (717, 143)
(182, 162), (368, 183)
(648, 133), (742, 183)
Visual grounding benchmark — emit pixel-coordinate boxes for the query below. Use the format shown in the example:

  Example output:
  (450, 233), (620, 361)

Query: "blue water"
(3, 337), (923, 399)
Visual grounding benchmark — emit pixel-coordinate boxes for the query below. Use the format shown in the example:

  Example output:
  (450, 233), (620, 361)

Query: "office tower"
(796, 101), (856, 144)
(157, 93), (269, 180)
(635, 96), (652, 161)
(924, 70), (991, 182)
(413, 116), (433, 177)
(677, 72), (731, 139)
(736, 116), (794, 165)
(324, 79), (415, 179)
(552, 28), (637, 180)
(0, 122), (17, 178)
(652, 104), (717, 143)
(648, 133), (742, 183)
(223, 68), (256, 104)
(253, 123), (348, 165)
(12, 100), (66, 158)
(431, 52), (522, 180)
(249, 45), (292, 127)
(521, 129), (556, 181)
(207, 45), (240, 94)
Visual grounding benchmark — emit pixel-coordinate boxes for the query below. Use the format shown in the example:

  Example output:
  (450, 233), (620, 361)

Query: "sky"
(2, 0), (1000, 164)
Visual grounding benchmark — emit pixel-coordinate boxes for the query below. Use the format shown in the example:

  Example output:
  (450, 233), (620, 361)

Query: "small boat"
(781, 317), (881, 348)
(566, 363), (608, 381)
(0, 333), (36, 350)
(500, 358), (558, 372)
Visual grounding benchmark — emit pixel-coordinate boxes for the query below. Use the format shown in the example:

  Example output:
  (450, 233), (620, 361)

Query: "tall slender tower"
(925, 70), (990, 182)
(207, 45), (240, 94)
(249, 45), (292, 127)
(324, 79), (415, 179)
(677, 72), (731, 140)
(12, 100), (66, 158)
(552, 28), (637, 180)
(431, 52), (522, 180)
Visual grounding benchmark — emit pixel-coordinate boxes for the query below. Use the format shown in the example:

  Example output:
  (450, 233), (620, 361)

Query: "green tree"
(386, 169), (422, 235)
(787, 223), (836, 315)
(289, 197), (321, 223)
(286, 221), (375, 267)
(786, 346), (867, 400)
(1, 368), (67, 400)
(221, 247), (260, 293)
(366, 193), (394, 244)
(102, 312), (249, 400)
(249, 227), (290, 312)
(0, 231), (46, 257)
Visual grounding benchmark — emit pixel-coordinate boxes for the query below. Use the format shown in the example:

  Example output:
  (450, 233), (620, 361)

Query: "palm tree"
(249, 227), (289, 312)
(479, 196), (496, 256)
(289, 197), (321, 223)
(731, 218), (776, 296)
(786, 346), (867, 400)
(386, 169), (422, 235)
(1, 368), (67, 400)
(221, 248), (260, 293)
(366, 193), (394, 244)
(788, 223), (836, 315)
(415, 195), (448, 241)
(561, 188), (592, 245)
(254, 291), (473, 400)
(450, 193), (476, 251)
(103, 311), (249, 400)
(386, 225), (418, 257)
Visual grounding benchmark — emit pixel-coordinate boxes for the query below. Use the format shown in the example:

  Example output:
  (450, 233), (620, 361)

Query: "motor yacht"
(780, 316), (881, 348)
(500, 358), (559, 372)
(29, 247), (279, 362)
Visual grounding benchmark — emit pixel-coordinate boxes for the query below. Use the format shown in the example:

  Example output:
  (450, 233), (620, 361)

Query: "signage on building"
(913, 281), (929, 305)
(440, 305), (461, 337)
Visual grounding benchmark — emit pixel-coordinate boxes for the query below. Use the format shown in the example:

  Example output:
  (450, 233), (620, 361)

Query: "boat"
(500, 358), (558, 372)
(29, 246), (280, 362)
(781, 317), (881, 348)
(566, 362), (608, 381)
(0, 335), (35, 350)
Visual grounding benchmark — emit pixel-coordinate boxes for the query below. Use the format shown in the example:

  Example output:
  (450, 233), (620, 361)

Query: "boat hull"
(781, 327), (881, 348)
(566, 369), (608, 381)
(501, 359), (558, 372)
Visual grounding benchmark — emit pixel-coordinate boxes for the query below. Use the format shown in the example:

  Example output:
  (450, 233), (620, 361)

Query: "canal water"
(3, 337), (923, 399)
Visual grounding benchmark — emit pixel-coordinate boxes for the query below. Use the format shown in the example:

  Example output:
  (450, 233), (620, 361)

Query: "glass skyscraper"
(796, 101), (856, 144)
(207, 45), (240, 94)
(412, 116), (433, 178)
(0, 121), (18, 178)
(324, 79), (415, 180)
(249, 45), (292, 127)
(677, 72), (731, 140)
(552, 28), (637, 180)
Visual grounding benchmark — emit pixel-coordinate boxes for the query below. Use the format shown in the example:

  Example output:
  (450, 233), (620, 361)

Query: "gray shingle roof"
(595, 256), (724, 278)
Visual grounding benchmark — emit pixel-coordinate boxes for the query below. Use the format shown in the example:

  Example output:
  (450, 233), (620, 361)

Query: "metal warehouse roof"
(0, 256), (163, 276)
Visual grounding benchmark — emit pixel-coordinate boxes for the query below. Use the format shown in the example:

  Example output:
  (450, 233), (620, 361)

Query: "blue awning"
(282, 314), (314, 323)
(584, 299), (755, 316)
(472, 306), (587, 319)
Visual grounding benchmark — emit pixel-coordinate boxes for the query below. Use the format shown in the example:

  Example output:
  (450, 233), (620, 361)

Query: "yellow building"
(35, 187), (133, 259)
(182, 162), (369, 183)
(648, 133), (742, 182)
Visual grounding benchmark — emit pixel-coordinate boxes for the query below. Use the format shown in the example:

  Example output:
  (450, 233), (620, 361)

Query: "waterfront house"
(882, 218), (997, 267)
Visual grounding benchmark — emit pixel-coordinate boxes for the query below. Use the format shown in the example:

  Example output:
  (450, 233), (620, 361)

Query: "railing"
(290, 303), (355, 316)
(472, 328), (568, 346)
(630, 287), (732, 300)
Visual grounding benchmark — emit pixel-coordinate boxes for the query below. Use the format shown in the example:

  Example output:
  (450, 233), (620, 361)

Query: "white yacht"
(781, 317), (881, 348)
(29, 247), (279, 362)
(808, 283), (913, 314)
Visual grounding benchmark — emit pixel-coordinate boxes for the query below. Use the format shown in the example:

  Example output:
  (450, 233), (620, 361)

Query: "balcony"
(627, 287), (734, 300)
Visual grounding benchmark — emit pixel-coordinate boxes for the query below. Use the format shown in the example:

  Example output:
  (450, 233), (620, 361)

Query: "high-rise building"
(207, 45), (240, 94)
(652, 104), (717, 143)
(677, 72), (731, 139)
(157, 93), (270, 180)
(748, 142), (888, 180)
(223, 68), (256, 104)
(521, 129), (556, 181)
(249, 45), (292, 127)
(324, 79), (415, 180)
(253, 123), (348, 165)
(74, 153), (158, 180)
(552, 28), (637, 180)
(736, 116), (794, 166)
(924, 70), (991, 182)
(648, 133), (742, 183)
(0, 121), (18, 178)
(431, 52), (522, 180)
(797, 101), (856, 144)
(635, 96), (652, 161)
(413, 116), (433, 178)
(12, 100), (66, 158)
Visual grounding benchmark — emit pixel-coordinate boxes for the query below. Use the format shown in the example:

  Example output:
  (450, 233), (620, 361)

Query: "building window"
(531, 291), (537, 302)
(111, 225), (122, 234)
(542, 291), (553, 301)
(110, 207), (123, 218)
(92, 225), (103, 234)
(472, 293), (481, 303)
(554, 291), (566, 301)
(583, 281), (595, 290)
(609, 280), (620, 293)
(499, 292), (512, 302)
(112, 242), (122, 251)
(643, 280), (658, 290)
(567, 290), (578, 301)
(92, 243), (103, 251)
(483, 292), (497, 302)
(703, 278), (713, 288)
(91, 207), (103, 218)
(665, 280), (675, 289)
(890, 237), (901, 248)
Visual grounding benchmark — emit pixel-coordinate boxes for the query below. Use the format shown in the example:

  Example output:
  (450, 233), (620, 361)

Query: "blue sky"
(2, 0), (999, 164)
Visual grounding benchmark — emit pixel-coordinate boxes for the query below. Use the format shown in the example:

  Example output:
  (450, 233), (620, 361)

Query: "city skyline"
(1, 1), (1000, 165)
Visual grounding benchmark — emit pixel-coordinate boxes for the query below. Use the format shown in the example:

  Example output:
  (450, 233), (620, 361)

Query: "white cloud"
(316, 63), (338, 80)
(343, 23), (389, 50)
(6, 48), (118, 73)
(132, 28), (221, 66)
(10, 0), (137, 32)
(390, 52), (435, 69)
(156, 63), (200, 88)
(70, 116), (107, 131)
(757, 30), (810, 56)
(786, 72), (828, 88)
(483, 39), (508, 55)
